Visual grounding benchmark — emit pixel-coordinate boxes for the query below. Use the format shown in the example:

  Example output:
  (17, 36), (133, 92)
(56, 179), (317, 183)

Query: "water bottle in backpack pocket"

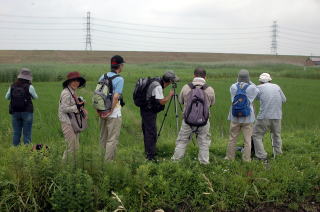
(232, 83), (251, 117)
(92, 74), (119, 112)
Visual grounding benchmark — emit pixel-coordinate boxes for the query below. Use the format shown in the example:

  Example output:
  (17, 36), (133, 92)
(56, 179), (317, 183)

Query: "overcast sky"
(1, 0), (320, 56)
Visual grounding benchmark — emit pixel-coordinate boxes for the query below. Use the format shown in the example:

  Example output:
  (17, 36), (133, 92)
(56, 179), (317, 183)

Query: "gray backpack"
(184, 83), (209, 127)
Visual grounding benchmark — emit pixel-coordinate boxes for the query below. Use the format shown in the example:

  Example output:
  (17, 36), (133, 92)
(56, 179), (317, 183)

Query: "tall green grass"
(0, 62), (319, 211)
(0, 62), (319, 83)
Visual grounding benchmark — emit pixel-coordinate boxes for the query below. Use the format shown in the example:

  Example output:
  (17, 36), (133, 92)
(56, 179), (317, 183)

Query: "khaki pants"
(252, 119), (282, 159)
(225, 122), (253, 162)
(100, 117), (122, 160)
(172, 120), (211, 164)
(61, 122), (80, 161)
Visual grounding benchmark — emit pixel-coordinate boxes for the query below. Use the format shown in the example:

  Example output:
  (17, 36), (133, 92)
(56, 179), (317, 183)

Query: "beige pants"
(99, 117), (122, 160)
(61, 122), (80, 161)
(252, 119), (282, 159)
(225, 122), (253, 162)
(172, 120), (211, 164)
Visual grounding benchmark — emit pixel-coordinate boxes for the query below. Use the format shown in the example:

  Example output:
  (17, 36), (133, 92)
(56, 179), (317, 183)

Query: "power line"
(280, 26), (320, 36)
(0, 14), (81, 19)
(92, 22), (270, 35)
(93, 29), (268, 41)
(279, 35), (320, 45)
(93, 17), (270, 30)
(0, 27), (84, 31)
(0, 20), (83, 25)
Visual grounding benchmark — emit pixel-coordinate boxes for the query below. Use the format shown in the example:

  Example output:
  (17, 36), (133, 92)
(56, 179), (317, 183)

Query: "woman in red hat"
(58, 71), (87, 160)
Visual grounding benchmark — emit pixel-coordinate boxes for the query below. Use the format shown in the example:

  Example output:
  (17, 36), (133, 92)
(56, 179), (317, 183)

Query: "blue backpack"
(232, 83), (251, 117)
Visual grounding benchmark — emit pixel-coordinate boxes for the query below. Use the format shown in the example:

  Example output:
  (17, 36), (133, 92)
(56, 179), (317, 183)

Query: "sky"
(0, 0), (320, 56)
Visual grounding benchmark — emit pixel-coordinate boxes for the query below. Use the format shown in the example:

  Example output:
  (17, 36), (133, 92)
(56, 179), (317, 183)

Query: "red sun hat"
(62, 71), (86, 88)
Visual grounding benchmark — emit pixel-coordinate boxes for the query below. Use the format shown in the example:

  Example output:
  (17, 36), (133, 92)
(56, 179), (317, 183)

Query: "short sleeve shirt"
(152, 85), (164, 99)
(98, 72), (124, 118)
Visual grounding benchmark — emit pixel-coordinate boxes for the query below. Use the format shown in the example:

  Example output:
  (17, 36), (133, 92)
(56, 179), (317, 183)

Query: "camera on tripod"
(158, 78), (183, 137)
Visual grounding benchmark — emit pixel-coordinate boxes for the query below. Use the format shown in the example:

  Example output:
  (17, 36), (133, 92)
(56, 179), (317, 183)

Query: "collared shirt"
(58, 87), (78, 124)
(256, 82), (286, 120)
(179, 77), (215, 112)
(98, 72), (124, 118)
(228, 82), (259, 123)
(5, 85), (38, 100)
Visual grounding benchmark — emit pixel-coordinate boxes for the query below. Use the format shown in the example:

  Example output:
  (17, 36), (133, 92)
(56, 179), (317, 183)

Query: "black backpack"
(133, 77), (160, 107)
(10, 84), (31, 113)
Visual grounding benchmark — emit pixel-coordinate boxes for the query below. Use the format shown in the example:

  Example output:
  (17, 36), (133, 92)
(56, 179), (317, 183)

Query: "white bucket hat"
(259, 73), (272, 83)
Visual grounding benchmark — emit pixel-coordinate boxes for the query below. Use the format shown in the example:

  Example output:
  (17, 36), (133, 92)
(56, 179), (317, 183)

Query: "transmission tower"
(271, 21), (278, 55)
(85, 11), (92, 50)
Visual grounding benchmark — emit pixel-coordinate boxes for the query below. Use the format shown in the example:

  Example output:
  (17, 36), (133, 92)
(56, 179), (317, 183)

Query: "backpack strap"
(188, 83), (196, 89)
(201, 84), (208, 90)
(188, 83), (208, 90)
(101, 74), (120, 94)
(237, 82), (250, 91)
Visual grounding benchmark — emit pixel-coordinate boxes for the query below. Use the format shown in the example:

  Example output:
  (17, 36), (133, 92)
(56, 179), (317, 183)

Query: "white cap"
(259, 73), (272, 83)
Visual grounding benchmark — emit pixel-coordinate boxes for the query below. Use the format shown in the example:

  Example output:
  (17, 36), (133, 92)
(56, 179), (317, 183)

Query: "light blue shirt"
(98, 72), (124, 118)
(256, 83), (286, 120)
(98, 72), (124, 94)
(228, 82), (259, 123)
(5, 85), (38, 100)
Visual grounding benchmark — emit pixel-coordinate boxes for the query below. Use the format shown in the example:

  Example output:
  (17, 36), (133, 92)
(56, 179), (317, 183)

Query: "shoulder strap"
(109, 74), (120, 80)
(201, 84), (208, 90)
(243, 83), (250, 91)
(103, 73), (120, 81)
(188, 83), (196, 89)
(24, 84), (32, 99)
(236, 83), (250, 91)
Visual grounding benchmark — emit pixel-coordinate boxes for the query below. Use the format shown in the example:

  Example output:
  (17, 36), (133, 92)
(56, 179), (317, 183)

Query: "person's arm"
(208, 87), (215, 106)
(178, 85), (187, 105)
(159, 90), (174, 105)
(5, 87), (10, 100)
(105, 77), (124, 115)
(29, 85), (38, 99)
(111, 93), (120, 111)
(279, 89), (286, 103)
(247, 85), (259, 103)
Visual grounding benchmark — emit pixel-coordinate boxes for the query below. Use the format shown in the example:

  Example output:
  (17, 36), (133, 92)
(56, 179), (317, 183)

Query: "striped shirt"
(256, 83), (286, 120)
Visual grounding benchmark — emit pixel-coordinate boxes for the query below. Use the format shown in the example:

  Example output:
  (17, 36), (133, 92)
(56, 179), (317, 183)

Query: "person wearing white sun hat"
(252, 73), (286, 160)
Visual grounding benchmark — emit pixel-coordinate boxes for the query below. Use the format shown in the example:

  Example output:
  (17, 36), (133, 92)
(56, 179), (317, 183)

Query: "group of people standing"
(4, 55), (286, 164)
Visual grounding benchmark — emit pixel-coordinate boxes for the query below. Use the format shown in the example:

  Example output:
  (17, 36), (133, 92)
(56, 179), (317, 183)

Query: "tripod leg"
(173, 94), (179, 135)
(157, 96), (173, 137)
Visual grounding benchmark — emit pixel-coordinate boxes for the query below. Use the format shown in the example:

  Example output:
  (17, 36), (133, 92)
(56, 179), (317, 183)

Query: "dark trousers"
(140, 108), (157, 160)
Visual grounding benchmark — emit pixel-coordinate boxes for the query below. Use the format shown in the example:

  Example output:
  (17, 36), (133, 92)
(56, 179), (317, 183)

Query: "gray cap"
(17, 68), (33, 81)
(163, 70), (179, 83)
(237, 69), (250, 83)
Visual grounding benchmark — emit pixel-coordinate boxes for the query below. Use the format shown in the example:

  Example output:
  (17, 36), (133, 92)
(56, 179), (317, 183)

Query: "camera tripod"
(158, 82), (183, 137)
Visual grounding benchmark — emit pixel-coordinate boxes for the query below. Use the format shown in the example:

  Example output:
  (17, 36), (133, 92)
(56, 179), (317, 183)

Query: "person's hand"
(82, 108), (89, 119)
(169, 90), (174, 97)
(76, 100), (85, 110)
(100, 111), (112, 119)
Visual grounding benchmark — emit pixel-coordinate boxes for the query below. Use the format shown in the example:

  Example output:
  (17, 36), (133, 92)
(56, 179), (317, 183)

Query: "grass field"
(0, 62), (319, 211)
